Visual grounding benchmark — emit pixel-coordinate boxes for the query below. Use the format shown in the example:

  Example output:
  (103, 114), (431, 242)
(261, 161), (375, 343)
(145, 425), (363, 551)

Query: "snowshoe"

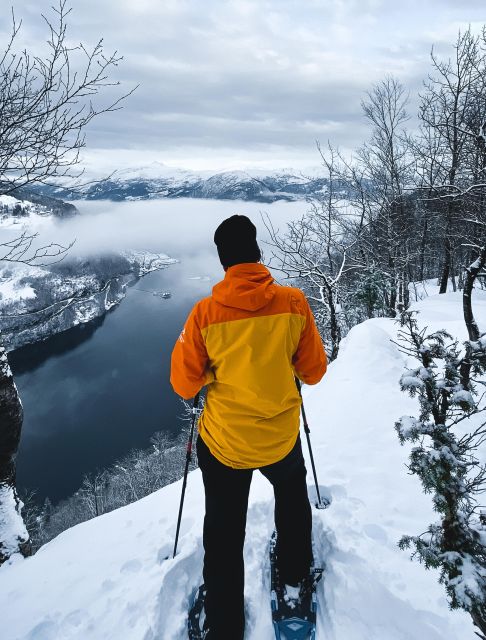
(188, 584), (208, 639)
(270, 532), (323, 640)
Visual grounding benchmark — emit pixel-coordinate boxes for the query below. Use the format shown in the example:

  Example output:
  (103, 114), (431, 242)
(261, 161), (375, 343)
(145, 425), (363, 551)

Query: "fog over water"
(13, 198), (306, 503)
(46, 198), (304, 261)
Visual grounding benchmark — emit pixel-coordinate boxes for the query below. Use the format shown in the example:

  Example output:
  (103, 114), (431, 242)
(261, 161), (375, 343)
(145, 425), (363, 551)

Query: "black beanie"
(214, 215), (262, 268)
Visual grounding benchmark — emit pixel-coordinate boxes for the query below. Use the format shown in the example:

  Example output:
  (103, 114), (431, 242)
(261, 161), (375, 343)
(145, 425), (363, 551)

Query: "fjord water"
(12, 263), (213, 503)
(11, 198), (302, 503)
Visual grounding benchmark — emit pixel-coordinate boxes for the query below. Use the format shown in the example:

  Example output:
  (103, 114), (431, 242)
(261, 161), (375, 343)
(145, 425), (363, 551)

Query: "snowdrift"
(1, 289), (484, 639)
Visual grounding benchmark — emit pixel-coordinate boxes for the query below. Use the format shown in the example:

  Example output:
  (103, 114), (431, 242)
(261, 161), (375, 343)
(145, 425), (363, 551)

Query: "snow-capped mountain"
(0, 286), (478, 639)
(40, 162), (331, 203)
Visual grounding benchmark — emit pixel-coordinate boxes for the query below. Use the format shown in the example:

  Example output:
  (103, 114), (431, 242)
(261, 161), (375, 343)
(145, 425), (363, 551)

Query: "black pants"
(196, 434), (312, 640)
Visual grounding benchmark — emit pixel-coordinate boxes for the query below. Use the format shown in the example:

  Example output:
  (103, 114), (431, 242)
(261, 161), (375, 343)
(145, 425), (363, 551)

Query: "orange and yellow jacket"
(170, 263), (327, 468)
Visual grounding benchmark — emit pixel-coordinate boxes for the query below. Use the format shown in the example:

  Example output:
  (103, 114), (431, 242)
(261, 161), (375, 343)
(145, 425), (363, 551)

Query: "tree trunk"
(450, 250), (457, 292)
(439, 235), (452, 294)
(463, 247), (485, 343)
(419, 209), (429, 282)
(460, 246), (486, 395)
(397, 278), (404, 313)
(403, 270), (410, 310)
(389, 276), (397, 317)
(327, 285), (341, 361)
(0, 342), (30, 564)
(470, 610), (486, 640)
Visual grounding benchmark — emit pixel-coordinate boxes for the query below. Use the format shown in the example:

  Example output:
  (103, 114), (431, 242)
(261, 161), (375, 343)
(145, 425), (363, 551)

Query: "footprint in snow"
(153, 536), (204, 640)
(61, 609), (89, 631)
(363, 523), (388, 544)
(120, 558), (143, 574)
(101, 579), (116, 591)
(157, 542), (173, 564)
(26, 618), (59, 640)
(308, 483), (333, 508)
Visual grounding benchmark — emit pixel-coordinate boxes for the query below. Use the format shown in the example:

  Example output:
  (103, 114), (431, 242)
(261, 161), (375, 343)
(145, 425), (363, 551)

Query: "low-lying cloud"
(31, 198), (305, 273)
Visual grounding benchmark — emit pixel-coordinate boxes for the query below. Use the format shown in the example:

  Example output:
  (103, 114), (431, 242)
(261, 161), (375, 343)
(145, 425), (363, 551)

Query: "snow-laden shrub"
(395, 310), (486, 638)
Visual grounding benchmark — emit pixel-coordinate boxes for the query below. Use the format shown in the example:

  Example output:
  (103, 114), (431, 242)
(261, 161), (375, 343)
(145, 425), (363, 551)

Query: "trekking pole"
(295, 377), (329, 510)
(173, 391), (201, 558)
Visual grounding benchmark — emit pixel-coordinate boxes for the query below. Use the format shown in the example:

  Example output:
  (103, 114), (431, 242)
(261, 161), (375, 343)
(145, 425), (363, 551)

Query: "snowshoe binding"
(270, 532), (323, 640)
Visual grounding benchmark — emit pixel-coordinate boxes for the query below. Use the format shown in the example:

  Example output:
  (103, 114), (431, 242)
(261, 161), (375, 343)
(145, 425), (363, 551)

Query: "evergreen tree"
(395, 260), (486, 636)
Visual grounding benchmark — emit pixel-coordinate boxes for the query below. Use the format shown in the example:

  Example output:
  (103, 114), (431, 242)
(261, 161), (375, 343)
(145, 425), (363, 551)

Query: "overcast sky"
(2, 1), (485, 172)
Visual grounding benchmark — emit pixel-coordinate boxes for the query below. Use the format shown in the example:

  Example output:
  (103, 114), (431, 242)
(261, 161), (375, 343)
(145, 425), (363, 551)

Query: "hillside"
(0, 191), (77, 227)
(0, 288), (483, 639)
(0, 190), (177, 350)
(0, 251), (177, 351)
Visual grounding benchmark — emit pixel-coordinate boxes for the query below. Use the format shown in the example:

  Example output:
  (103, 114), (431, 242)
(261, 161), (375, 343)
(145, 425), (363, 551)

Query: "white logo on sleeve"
(178, 328), (186, 343)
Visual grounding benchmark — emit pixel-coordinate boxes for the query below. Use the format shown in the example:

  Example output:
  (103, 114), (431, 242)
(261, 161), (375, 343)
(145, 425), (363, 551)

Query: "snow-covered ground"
(0, 194), (56, 231)
(0, 263), (40, 306)
(1, 288), (484, 639)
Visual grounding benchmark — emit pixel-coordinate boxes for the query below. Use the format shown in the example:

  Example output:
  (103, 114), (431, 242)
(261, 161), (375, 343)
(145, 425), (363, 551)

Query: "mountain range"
(38, 162), (331, 203)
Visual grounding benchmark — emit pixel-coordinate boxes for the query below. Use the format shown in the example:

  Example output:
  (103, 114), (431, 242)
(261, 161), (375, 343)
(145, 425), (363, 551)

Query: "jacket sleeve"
(170, 303), (212, 399)
(292, 293), (328, 385)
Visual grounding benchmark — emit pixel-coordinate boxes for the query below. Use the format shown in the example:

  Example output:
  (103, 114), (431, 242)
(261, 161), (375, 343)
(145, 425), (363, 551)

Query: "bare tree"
(417, 29), (486, 293)
(0, 230), (73, 266)
(357, 77), (416, 315)
(79, 471), (110, 518)
(264, 144), (360, 360)
(0, 2), (134, 193)
(0, 1), (132, 565)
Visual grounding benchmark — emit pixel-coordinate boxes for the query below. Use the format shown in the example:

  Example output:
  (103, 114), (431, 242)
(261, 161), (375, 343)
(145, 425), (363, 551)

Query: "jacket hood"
(212, 263), (276, 311)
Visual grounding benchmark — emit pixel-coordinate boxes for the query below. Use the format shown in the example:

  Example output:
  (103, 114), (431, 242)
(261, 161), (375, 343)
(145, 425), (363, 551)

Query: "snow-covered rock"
(0, 484), (29, 563)
(1, 288), (483, 638)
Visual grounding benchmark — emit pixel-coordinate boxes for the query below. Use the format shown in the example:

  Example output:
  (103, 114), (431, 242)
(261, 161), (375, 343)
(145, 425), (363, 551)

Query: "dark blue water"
(11, 262), (215, 503)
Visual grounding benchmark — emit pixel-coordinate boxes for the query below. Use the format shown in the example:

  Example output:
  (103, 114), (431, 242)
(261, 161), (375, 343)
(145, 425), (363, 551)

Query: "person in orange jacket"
(171, 214), (327, 640)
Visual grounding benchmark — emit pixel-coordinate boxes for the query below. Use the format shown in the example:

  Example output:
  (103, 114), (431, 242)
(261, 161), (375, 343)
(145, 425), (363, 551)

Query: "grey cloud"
(3, 0), (485, 169)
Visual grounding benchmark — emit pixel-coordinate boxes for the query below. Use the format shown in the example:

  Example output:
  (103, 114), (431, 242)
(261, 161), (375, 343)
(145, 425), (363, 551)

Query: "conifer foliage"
(395, 250), (486, 637)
